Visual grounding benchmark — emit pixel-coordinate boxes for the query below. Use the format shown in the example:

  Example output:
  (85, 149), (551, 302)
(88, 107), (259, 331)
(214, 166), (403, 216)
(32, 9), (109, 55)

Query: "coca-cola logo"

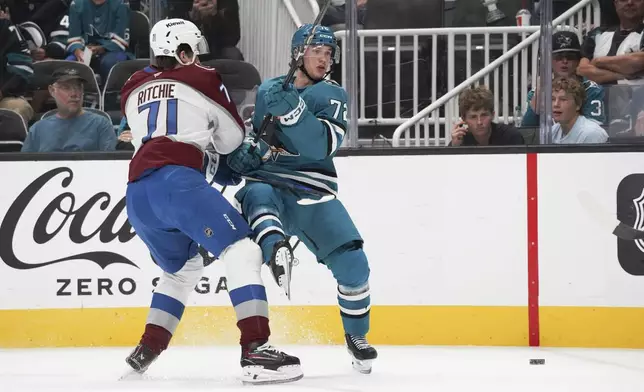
(0, 167), (139, 269)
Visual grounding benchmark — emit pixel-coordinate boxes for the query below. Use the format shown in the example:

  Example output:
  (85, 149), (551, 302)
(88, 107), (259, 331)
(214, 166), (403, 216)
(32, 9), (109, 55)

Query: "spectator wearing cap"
(551, 77), (608, 144)
(21, 68), (117, 152)
(188, 0), (243, 61)
(522, 29), (606, 126)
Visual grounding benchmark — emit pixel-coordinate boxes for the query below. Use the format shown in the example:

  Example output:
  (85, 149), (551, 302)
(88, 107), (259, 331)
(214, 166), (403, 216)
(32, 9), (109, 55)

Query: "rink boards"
(2, 151), (644, 348)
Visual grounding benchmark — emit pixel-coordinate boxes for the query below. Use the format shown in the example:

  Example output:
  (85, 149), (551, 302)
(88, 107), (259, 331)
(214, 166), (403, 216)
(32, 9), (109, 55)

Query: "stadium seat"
(202, 59), (261, 121)
(129, 11), (151, 58)
(40, 108), (113, 124)
(101, 59), (150, 123)
(0, 109), (28, 152)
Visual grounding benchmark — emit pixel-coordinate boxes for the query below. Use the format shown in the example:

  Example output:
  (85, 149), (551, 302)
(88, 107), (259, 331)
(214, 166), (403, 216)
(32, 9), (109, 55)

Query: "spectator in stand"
(550, 77), (608, 144)
(522, 28), (605, 126)
(319, 0), (367, 30)
(7, 0), (71, 61)
(0, 13), (34, 125)
(577, 0), (644, 85)
(21, 67), (118, 152)
(450, 86), (524, 146)
(66, 0), (132, 83)
(188, 0), (243, 61)
(577, 0), (644, 135)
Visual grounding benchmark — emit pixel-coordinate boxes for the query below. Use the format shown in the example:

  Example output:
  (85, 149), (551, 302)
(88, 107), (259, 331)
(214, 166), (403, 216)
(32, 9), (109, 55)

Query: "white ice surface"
(2, 345), (644, 392)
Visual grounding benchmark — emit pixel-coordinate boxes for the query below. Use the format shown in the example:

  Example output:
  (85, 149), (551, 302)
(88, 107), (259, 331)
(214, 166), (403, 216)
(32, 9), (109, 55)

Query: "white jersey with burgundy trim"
(121, 63), (245, 182)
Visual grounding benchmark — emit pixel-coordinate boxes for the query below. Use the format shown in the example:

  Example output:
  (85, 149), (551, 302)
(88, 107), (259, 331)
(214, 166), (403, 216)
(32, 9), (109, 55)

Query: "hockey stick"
(577, 191), (644, 240)
(242, 175), (336, 205)
(250, 0), (333, 150)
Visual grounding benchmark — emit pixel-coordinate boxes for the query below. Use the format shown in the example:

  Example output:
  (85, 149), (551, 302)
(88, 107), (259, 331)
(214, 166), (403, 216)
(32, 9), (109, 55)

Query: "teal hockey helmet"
(291, 24), (340, 65)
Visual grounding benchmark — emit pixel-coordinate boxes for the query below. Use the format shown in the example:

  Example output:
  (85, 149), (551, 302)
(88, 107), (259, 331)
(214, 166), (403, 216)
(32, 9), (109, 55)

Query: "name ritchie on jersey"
(137, 83), (176, 105)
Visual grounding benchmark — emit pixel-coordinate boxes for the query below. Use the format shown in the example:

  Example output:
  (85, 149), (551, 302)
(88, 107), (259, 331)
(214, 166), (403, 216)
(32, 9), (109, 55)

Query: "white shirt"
(551, 115), (608, 144)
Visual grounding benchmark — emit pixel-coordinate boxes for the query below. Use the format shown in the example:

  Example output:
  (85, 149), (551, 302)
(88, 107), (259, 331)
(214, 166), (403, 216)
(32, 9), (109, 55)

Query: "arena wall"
(1, 150), (644, 348)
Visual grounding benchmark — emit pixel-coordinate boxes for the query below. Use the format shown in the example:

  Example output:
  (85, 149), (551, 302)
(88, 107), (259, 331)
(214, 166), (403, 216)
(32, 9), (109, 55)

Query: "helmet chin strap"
(298, 63), (333, 84)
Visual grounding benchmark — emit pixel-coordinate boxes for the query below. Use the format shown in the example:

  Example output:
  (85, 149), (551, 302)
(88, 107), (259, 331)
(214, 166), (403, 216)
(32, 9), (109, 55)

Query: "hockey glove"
(227, 138), (262, 174)
(264, 83), (306, 122)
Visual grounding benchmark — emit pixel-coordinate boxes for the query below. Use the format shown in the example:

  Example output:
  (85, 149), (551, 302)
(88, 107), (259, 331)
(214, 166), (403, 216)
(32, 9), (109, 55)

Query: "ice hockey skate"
(345, 334), (378, 374)
(240, 341), (303, 385)
(268, 240), (294, 299)
(120, 343), (159, 380)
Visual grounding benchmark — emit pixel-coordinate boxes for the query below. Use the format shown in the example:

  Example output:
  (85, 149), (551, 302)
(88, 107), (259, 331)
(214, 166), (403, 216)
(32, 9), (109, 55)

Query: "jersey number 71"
(136, 84), (232, 143)
(138, 99), (178, 143)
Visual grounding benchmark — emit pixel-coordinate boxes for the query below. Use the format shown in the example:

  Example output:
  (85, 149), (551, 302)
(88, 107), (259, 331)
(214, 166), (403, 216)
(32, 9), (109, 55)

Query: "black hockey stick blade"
(612, 222), (644, 240)
(251, 0), (334, 149)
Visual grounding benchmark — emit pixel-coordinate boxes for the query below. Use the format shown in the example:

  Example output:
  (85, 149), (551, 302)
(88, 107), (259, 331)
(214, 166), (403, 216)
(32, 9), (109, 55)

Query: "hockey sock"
(140, 323), (172, 355)
(220, 238), (272, 350)
(249, 211), (286, 264)
(338, 282), (371, 336)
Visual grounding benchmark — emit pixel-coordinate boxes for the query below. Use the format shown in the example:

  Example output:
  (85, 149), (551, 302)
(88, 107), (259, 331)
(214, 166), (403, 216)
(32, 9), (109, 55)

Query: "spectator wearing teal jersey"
(522, 28), (605, 126)
(65, 0), (132, 82)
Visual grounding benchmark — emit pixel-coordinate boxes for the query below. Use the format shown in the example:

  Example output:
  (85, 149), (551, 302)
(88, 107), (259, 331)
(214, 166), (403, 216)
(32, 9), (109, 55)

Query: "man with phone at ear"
(449, 85), (525, 146)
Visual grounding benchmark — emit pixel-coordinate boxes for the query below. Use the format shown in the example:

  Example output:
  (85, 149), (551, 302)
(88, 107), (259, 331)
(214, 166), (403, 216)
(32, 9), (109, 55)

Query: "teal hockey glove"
(227, 138), (262, 174)
(264, 83), (306, 122)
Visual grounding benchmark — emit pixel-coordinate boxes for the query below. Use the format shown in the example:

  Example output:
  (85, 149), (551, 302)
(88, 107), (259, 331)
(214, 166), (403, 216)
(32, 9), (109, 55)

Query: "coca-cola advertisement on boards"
(0, 161), (233, 310)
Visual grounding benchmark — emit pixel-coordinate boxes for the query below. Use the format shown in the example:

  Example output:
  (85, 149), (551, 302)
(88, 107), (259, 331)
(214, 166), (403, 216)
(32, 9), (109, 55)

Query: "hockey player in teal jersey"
(65, 0), (132, 81)
(226, 23), (377, 374)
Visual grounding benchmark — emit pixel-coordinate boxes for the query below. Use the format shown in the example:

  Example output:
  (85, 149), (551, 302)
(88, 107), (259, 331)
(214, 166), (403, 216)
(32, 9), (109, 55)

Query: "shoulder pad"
(323, 79), (341, 87)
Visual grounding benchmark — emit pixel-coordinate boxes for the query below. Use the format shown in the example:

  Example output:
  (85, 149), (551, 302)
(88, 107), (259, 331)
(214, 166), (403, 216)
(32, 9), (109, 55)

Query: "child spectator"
(450, 85), (524, 146)
(550, 77), (608, 144)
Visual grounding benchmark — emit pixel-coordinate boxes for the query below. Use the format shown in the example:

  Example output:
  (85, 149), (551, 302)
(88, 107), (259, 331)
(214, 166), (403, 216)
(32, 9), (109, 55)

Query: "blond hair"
(552, 76), (585, 112)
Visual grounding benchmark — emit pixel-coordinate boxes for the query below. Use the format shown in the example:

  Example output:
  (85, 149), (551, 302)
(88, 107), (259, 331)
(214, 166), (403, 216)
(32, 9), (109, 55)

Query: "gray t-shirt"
(551, 115), (608, 144)
(22, 111), (117, 152)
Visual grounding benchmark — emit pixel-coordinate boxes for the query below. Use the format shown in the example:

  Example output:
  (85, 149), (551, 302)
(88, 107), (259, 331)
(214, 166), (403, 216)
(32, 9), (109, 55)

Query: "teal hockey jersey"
(248, 76), (349, 198)
(67, 0), (130, 54)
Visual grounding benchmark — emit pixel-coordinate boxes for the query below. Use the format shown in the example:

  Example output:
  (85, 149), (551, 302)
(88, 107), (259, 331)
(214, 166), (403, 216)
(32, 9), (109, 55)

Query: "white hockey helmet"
(149, 18), (209, 64)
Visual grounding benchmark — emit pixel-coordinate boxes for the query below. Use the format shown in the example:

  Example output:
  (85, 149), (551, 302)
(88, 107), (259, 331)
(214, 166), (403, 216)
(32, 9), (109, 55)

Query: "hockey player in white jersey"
(120, 18), (302, 385)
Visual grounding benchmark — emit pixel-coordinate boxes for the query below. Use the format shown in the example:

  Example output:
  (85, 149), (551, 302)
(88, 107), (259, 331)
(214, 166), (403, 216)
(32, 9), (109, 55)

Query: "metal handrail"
(282, 0), (302, 27)
(391, 0), (600, 147)
(308, 0), (320, 17)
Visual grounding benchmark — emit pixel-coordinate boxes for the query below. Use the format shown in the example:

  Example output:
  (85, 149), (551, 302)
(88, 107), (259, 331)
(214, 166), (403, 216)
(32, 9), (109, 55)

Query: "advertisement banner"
(0, 156), (529, 310)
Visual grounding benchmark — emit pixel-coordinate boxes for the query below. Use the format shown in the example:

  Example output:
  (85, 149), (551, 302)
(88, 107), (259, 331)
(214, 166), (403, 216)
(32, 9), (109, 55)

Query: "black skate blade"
(346, 348), (374, 374)
(241, 364), (303, 385)
(283, 253), (292, 301)
(349, 356), (374, 374)
(275, 246), (293, 300)
(352, 359), (373, 374)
